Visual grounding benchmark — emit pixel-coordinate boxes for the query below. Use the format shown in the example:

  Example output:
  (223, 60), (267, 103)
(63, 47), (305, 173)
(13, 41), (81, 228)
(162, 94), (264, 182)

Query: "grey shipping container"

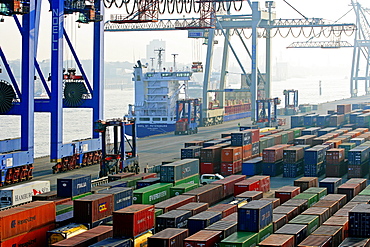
(57, 174), (92, 197)
(156, 210), (192, 232)
(204, 220), (237, 239)
(160, 159), (199, 183)
(148, 228), (189, 247)
(98, 187), (133, 211)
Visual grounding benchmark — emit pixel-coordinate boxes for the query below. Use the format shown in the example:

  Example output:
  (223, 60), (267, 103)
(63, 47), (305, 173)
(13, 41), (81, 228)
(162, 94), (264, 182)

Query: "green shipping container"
(170, 183), (199, 197)
(220, 232), (258, 247)
(359, 189), (370, 196)
(56, 204), (73, 215)
(259, 138), (268, 152)
(118, 176), (143, 188)
(338, 143), (356, 158)
(291, 128), (302, 138)
(289, 214), (319, 234)
(304, 187), (327, 200)
(173, 174), (200, 186)
(72, 192), (92, 200)
(155, 208), (163, 217)
(133, 183), (172, 204)
(280, 132), (288, 144)
(292, 193), (318, 208)
(257, 223), (273, 242)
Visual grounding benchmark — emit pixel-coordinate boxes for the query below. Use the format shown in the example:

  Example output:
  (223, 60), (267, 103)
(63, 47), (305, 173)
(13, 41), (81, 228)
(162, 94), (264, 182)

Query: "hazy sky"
(0, 0), (367, 70)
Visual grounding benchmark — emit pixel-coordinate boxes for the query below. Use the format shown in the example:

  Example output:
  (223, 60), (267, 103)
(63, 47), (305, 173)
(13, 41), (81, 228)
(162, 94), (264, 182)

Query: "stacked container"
(242, 157), (263, 176)
(200, 146), (224, 174)
(349, 203), (370, 237)
(283, 146), (304, 177)
(326, 148), (347, 177)
(148, 228), (189, 247)
(262, 144), (291, 176)
(294, 177), (318, 192)
(184, 230), (223, 246)
(220, 146), (243, 176)
(275, 186), (300, 204)
(304, 146), (328, 177)
(238, 200), (273, 232)
(160, 159), (199, 183)
(347, 143), (370, 178)
(187, 211), (223, 235)
(212, 174), (246, 197)
(319, 178), (342, 194)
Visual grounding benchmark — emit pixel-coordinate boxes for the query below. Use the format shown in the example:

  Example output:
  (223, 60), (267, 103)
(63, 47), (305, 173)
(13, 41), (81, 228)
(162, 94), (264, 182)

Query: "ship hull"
(125, 123), (176, 138)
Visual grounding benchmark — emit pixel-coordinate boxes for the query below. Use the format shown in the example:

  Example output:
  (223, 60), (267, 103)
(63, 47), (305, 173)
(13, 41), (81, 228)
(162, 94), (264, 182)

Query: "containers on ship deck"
(148, 228), (189, 247)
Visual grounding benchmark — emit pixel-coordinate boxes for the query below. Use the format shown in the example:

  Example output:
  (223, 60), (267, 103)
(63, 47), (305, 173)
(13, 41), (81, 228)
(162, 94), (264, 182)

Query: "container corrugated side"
(133, 183), (172, 205)
(73, 194), (114, 224)
(57, 174), (91, 198)
(98, 187), (133, 211)
(160, 159), (199, 183)
(204, 221), (237, 239)
(258, 234), (295, 247)
(184, 230), (223, 247)
(148, 228), (189, 247)
(183, 184), (224, 206)
(187, 211), (223, 235)
(154, 195), (196, 213)
(238, 200), (273, 232)
(219, 232), (258, 247)
(89, 237), (132, 247)
(3, 223), (55, 247)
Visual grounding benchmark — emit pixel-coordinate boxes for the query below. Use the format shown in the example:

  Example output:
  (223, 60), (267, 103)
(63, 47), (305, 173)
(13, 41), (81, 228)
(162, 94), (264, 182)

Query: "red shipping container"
(184, 230), (223, 247)
(221, 160), (242, 176)
(234, 179), (261, 197)
(51, 225), (113, 247)
(275, 186), (300, 204)
(200, 162), (220, 174)
(177, 202), (209, 216)
(74, 194), (113, 224)
(148, 228), (189, 247)
(113, 204), (155, 237)
(323, 216), (349, 239)
(242, 144), (252, 161)
(207, 204), (237, 218)
(263, 144), (290, 163)
(183, 184), (224, 206)
(212, 175), (246, 197)
(346, 178), (367, 190)
(250, 129), (260, 143)
(297, 235), (332, 247)
(1, 223), (55, 247)
(200, 146), (223, 163)
(250, 175), (271, 192)
(131, 173), (157, 180)
(221, 147), (242, 162)
(0, 201), (55, 241)
(154, 195), (196, 213)
(337, 183), (361, 201)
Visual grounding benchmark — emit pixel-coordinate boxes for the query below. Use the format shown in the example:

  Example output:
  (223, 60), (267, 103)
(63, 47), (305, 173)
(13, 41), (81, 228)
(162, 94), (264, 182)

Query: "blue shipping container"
(242, 157), (263, 176)
(105, 180), (128, 188)
(57, 174), (92, 197)
(283, 161), (304, 178)
(304, 162), (325, 177)
(136, 178), (161, 189)
(181, 146), (202, 159)
(291, 115), (304, 128)
(231, 132), (251, 146)
(262, 161), (283, 176)
(187, 211), (223, 235)
(90, 238), (132, 247)
(319, 177), (342, 194)
(316, 115), (331, 128)
(301, 127), (320, 136)
(238, 200), (273, 232)
(304, 146), (326, 165)
(98, 187), (133, 211)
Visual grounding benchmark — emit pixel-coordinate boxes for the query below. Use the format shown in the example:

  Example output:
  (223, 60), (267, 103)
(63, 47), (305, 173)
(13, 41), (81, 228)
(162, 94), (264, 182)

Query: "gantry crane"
(104, 1), (355, 124)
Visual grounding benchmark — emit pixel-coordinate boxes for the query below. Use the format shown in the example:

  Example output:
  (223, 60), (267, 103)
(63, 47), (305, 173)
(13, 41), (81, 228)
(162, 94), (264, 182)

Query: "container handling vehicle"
(175, 98), (201, 135)
(94, 118), (139, 177)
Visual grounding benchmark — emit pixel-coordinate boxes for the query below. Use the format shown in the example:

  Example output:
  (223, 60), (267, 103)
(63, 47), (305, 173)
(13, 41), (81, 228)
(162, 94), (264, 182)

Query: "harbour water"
(0, 74), (354, 157)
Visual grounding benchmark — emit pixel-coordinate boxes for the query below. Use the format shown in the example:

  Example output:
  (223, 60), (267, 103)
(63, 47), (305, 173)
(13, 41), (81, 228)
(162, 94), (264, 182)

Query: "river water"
(0, 74), (354, 157)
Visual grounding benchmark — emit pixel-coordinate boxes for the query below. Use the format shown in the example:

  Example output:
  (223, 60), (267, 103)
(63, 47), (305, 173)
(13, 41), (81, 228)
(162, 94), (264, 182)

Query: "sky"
(0, 0), (368, 71)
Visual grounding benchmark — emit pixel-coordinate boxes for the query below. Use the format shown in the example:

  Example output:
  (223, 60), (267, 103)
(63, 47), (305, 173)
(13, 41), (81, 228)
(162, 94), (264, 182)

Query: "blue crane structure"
(104, 0), (356, 123)
(0, 0), (105, 184)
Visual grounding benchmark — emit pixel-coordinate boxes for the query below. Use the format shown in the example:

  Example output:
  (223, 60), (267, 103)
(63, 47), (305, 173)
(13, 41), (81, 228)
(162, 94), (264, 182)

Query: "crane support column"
(265, 1), (275, 99)
(202, 28), (215, 124)
(93, 0), (104, 137)
(50, 0), (64, 162)
(20, 0), (35, 155)
(219, 28), (230, 109)
(251, 2), (261, 122)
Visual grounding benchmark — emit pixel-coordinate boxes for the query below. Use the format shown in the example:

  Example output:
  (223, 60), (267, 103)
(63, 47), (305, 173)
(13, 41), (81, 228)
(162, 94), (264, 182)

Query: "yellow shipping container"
(134, 231), (153, 247)
(47, 223), (88, 246)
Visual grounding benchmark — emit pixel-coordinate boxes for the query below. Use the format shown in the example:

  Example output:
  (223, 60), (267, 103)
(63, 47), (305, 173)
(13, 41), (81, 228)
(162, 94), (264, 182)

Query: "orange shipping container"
(242, 144), (252, 161)
(221, 147), (242, 162)
(0, 201), (55, 241)
(1, 223), (55, 247)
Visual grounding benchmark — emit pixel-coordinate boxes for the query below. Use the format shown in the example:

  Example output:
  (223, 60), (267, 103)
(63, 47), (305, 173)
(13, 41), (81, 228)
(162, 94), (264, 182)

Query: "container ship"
(126, 60), (251, 138)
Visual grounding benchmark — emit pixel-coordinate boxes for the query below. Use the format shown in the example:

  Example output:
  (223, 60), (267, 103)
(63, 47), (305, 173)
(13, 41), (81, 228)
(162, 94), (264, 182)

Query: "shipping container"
(304, 146), (327, 165)
(292, 193), (318, 208)
(57, 174), (91, 198)
(258, 224), (274, 243)
(136, 178), (161, 189)
(275, 224), (308, 246)
(238, 200), (273, 232)
(184, 230), (223, 247)
(74, 194), (113, 225)
(338, 237), (370, 247)
(222, 147), (243, 162)
(326, 148), (345, 164)
(234, 179), (261, 196)
(282, 199), (308, 214)
(319, 178), (342, 194)
(263, 145), (291, 163)
(346, 178), (367, 190)
(242, 157), (263, 176)
(113, 204), (155, 238)
(183, 184), (224, 206)
(97, 187), (133, 211)
(170, 183), (199, 197)
(212, 175), (246, 197)
(2, 223), (55, 247)
(262, 161), (284, 176)
(251, 175), (271, 192)
(297, 235), (332, 247)
(312, 200), (339, 216)
(185, 140), (205, 148)
(273, 206), (299, 220)
(89, 237), (132, 247)
(219, 232), (258, 247)
(160, 159), (199, 183)
(221, 161), (243, 176)
(200, 162), (221, 174)
(337, 183), (361, 201)
(204, 221), (237, 239)
(148, 228), (188, 247)
(207, 204), (237, 218)
(47, 223), (88, 246)
(133, 183), (172, 205)
(275, 186), (300, 204)
(173, 174), (200, 186)
(177, 202), (209, 216)
(283, 146), (304, 163)
(235, 191), (263, 202)
(273, 214), (288, 232)
(323, 216), (349, 239)
(220, 212), (238, 222)
(311, 225), (343, 247)
(0, 180), (51, 206)
(349, 203), (370, 237)
(108, 173), (135, 182)
(231, 132), (252, 146)
(289, 215), (320, 235)
(187, 211), (223, 235)
(156, 210), (192, 231)
(304, 187), (327, 200)
(181, 146), (202, 159)
(51, 225), (113, 247)
(321, 194), (347, 209)
(259, 198), (280, 209)
(258, 234), (295, 247)
(294, 135), (316, 146)
(283, 161), (304, 178)
(301, 206), (330, 225)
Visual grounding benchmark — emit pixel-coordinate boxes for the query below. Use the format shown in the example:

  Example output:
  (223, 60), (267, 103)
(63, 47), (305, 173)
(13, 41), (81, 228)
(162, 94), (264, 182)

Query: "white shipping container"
(0, 180), (50, 206)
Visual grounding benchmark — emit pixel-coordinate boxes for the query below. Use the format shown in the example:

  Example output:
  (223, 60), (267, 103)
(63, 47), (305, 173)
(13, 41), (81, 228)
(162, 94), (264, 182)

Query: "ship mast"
(155, 48), (165, 71)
